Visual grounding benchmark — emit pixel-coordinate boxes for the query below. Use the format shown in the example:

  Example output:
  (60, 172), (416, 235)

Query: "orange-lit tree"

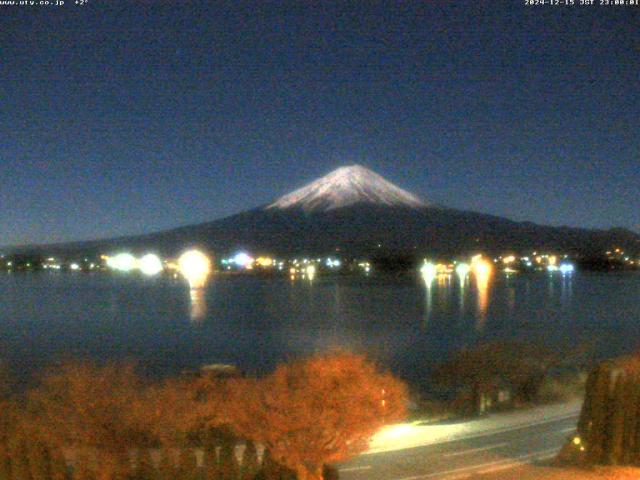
(138, 375), (203, 445)
(26, 361), (153, 480)
(0, 362), (13, 479)
(231, 351), (407, 480)
(0, 399), (13, 480)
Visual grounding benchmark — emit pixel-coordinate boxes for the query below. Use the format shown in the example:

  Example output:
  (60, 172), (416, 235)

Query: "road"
(338, 404), (581, 480)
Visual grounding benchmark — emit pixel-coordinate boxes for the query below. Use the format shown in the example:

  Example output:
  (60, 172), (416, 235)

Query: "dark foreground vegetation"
(0, 352), (407, 480)
(558, 354), (640, 467)
(425, 341), (589, 419)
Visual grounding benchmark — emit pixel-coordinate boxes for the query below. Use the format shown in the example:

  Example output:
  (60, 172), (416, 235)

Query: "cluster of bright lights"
(422, 261), (473, 283)
(358, 262), (371, 273)
(43, 264), (62, 270)
(221, 252), (278, 270)
(559, 263), (575, 274)
(178, 250), (211, 288)
(326, 258), (342, 268)
(437, 263), (454, 274)
(106, 253), (137, 272)
(255, 256), (273, 267)
(288, 263), (319, 281)
(419, 253), (578, 281)
(501, 255), (516, 264)
(105, 252), (164, 276)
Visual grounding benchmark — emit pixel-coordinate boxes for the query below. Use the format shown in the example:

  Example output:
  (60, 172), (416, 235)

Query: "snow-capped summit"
(267, 165), (426, 212)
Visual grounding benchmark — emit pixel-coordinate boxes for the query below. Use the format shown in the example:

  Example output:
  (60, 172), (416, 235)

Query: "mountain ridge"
(3, 166), (639, 258)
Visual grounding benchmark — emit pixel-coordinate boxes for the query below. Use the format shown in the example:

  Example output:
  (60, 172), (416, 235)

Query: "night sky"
(1, 1), (638, 246)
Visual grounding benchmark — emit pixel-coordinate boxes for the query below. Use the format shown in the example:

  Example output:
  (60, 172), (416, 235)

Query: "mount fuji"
(12, 165), (640, 259)
(267, 165), (426, 212)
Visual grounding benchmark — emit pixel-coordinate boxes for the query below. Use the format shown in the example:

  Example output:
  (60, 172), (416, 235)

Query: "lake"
(1, 270), (639, 388)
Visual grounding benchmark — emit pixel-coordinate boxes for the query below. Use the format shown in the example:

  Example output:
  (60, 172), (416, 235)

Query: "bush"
(537, 372), (587, 404)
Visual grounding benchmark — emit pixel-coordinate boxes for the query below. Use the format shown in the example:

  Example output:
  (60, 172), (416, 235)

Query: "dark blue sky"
(1, 1), (638, 246)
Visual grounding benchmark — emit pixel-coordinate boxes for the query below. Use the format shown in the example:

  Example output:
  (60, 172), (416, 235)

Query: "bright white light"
(178, 250), (211, 288)
(70, 263), (80, 271)
(455, 262), (470, 279)
(547, 265), (559, 272)
(420, 261), (437, 284)
(107, 253), (136, 272)
(232, 252), (253, 268)
(559, 263), (575, 274)
(139, 254), (163, 276)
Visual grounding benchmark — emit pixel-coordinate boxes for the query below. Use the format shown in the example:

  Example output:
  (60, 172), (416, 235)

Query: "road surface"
(338, 402), (581, 480)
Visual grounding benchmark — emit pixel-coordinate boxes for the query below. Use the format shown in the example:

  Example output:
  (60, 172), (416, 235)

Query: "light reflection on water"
(420, 268), (495, 332)
(474, 269), (491, 331)
(189, 287), (207, 322)
(3, 270), (640, 387)
(457, 274), (468, 316)
(422, 283), (433, 329)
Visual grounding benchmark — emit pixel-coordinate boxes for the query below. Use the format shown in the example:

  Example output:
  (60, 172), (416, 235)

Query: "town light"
(232, 252), (253, 268)
(178, 250), (211, 289)
(455, 262), (470, 279)
(256, 256), (273, 267)
(420, 261), (437, 284)
(139, 253), (163, 276)
(107, 253), (136, 272)
(306, 264), (316, 280)
(559, 263), (575, 274)
(471, 256), (492, 277)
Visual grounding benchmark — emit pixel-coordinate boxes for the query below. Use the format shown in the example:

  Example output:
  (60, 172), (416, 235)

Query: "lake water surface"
(1, 271), (639, 387)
